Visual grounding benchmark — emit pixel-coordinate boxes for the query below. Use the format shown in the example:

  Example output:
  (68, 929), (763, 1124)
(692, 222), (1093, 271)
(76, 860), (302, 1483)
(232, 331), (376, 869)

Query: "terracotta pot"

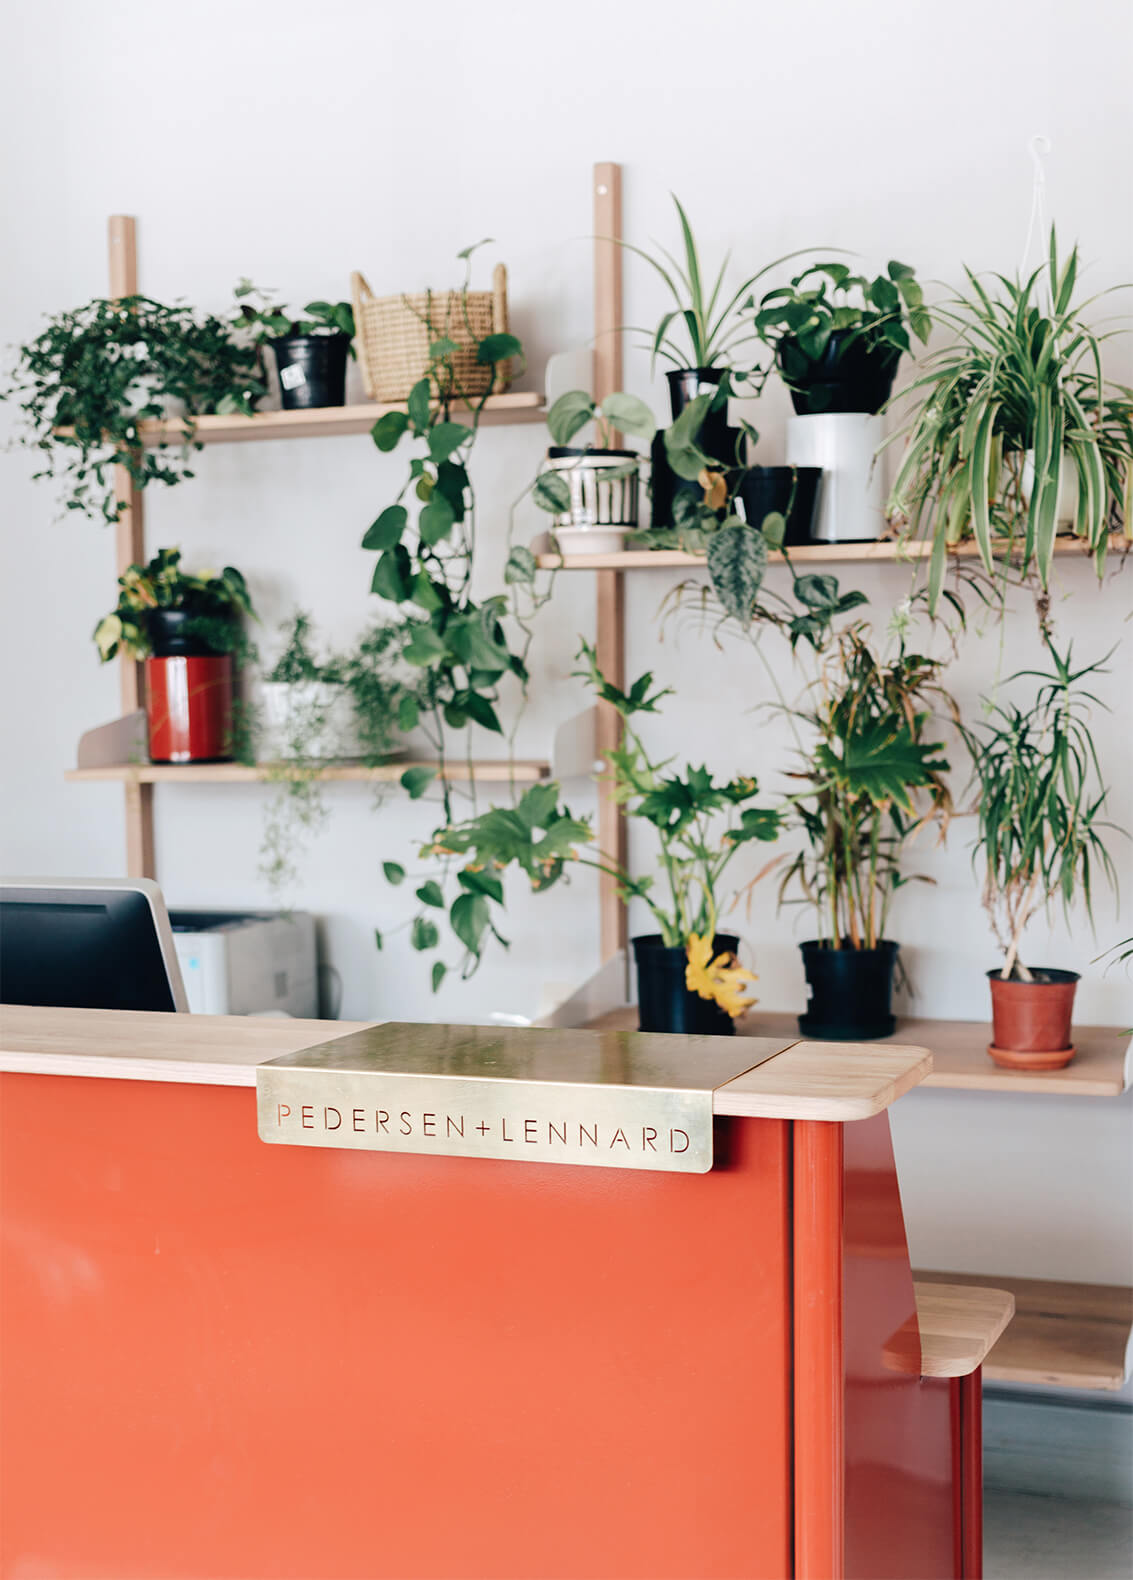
(987, 968), (1079, 1070)
(146, 655), (234, 763)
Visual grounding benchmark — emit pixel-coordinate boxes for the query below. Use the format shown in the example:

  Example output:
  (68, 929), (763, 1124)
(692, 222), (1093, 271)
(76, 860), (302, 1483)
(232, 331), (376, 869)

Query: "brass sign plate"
(257, 1022), (792, 1174)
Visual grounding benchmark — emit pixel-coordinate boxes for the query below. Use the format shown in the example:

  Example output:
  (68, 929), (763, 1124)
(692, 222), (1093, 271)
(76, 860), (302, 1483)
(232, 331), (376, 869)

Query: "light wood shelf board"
(55, 392), (545, 448)
(904, 1281), (1017, 1378)
(65, 758), (550, 786)
(916, 1271), (1133, 1390)
(536, 535), (1130, 572)
(581, 1007), (1129, 1097)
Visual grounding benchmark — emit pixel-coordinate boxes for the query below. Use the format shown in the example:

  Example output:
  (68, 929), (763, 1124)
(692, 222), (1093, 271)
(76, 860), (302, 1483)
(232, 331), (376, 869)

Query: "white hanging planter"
(1020, 449), (1080, 528)
(785, 413), (885, 543)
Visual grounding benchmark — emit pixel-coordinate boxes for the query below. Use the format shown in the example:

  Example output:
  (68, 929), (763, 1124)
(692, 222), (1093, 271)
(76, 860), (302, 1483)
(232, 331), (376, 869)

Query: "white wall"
(2, 0), (1131, 1296)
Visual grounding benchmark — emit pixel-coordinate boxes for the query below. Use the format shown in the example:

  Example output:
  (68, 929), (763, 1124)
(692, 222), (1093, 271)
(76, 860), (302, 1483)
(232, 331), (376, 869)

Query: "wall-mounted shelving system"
(59, 165), (1132, 1396)
(535, 536), (1126, 572)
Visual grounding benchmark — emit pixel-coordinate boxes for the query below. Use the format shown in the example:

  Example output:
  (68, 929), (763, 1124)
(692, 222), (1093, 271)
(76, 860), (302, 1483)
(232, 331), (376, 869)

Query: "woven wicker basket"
(351, 263), (511, 404)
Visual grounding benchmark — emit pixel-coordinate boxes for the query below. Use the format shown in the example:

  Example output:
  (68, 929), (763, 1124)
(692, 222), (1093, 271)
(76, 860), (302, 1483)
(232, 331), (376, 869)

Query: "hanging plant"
(5, 295), (264, 521)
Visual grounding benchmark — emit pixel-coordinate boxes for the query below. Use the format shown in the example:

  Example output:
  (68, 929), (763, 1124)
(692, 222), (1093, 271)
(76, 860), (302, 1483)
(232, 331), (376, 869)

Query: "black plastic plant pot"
(778, 331), (901, 417)
(739, 466), (823, 545)
(665, 367), (733, 460)
(798, 939), (899, 1041)
(649, 430), (744, 531)
(633, 932), (739, 1036)
(270, 333), (350, 410)
(145, 608), (232, 659)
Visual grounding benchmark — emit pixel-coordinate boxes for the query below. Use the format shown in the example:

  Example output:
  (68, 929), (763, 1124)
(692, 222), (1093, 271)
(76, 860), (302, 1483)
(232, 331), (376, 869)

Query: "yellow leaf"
(684, 931), (757, 1018)
(698, 468), (728, 511)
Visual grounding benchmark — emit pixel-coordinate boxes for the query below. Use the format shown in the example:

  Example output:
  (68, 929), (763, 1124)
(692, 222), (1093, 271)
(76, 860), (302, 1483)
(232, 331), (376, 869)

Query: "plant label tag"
(280, 365), (307, 390)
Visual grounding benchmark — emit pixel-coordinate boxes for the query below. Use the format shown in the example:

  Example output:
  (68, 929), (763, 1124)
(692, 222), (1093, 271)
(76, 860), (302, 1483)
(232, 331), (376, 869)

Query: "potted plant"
(259, 613), (361, 761)
(233, 280), (355, 410)
(410, 642), (781, 1027)
(961, 645), (1120, 1069)
(624, 196), (802, 529)
(753, 259), (930, 544)
(94, 548), (254, 763)
(4, 296), (263, 521)
(534, 390), (656, 553)
(888, 229), (1132, 611)
(778, 623), (955, 1039)
(258, 617), (420, 893)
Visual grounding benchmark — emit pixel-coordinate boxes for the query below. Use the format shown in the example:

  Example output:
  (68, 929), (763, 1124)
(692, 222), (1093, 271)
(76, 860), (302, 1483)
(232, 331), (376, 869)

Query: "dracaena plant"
(779, 623), (956, 951)
(402, 642), (781, 1018)
(5, 296), (265, 521)
(961, 645), (1120, 982)
(887, 227), (1133, 613)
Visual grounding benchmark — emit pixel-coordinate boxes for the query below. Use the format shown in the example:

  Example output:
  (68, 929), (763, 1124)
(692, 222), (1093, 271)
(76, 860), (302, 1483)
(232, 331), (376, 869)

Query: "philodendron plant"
(398, 642), (781, 1019)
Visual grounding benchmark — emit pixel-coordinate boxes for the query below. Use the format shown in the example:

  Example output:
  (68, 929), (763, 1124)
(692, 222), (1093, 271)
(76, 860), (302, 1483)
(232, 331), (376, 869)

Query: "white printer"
(168, 909), (318, 1017)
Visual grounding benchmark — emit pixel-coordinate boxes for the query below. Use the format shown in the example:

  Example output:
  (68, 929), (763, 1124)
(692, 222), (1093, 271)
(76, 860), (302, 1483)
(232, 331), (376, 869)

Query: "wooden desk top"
(0, 1006), (931, 1121)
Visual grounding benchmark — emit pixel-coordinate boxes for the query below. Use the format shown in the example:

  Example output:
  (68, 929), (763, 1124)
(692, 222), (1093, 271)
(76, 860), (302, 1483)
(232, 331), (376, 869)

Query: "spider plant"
(961, 645), (1120, 982)
(621, 194), (801, 376)
(887, 227), (1133, 610)
(779, 623), (956, 950)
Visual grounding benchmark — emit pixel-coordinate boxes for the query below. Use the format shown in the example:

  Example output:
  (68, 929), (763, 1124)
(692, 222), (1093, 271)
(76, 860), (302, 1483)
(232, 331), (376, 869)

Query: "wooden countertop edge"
(713, 1041), (933, 1120)
(1, 1010), (930, 1117)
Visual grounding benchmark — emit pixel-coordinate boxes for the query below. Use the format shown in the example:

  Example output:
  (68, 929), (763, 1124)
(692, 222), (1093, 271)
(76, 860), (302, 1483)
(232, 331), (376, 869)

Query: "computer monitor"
(0, 877), (189, 1012)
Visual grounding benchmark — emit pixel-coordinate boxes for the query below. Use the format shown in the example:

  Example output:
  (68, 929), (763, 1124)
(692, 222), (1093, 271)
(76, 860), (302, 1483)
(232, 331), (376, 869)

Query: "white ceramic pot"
(786, 413), (884, 542)
(1021, 449), (1080, 528)
(546, 448), (640, 530)
(551, 526), (626, 556)
(259, 681), (363, 761)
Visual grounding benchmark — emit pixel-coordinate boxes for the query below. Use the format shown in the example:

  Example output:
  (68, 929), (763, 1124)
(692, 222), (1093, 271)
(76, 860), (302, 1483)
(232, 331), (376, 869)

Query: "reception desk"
(0, 1007), (1012, 1580)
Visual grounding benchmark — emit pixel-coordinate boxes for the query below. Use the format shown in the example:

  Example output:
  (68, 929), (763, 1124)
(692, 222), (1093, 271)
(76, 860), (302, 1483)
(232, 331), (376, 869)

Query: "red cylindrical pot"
(987, 968), (1079, 1070)
(145, 655), (234, 763)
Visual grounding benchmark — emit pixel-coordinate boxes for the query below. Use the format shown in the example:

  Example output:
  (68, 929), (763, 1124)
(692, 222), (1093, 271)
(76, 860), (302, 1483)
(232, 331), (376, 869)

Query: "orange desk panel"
(1, 1073), (794, 1580)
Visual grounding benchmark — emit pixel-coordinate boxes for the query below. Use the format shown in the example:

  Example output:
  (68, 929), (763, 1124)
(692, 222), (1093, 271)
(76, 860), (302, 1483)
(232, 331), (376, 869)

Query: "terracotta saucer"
(987, 1043), (1076, 1071)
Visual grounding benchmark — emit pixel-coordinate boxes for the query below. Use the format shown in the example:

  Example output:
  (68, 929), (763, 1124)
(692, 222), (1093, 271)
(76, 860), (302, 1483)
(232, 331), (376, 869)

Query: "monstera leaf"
(815, 717), (948, 811)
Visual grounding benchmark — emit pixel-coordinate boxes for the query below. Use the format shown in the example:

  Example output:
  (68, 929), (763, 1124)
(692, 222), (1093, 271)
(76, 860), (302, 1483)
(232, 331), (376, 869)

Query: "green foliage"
(545, 389), (656, 451)
(4, 296), (264, 521)
(621, 193), (798, 377)
(256, 614), (428, 895)
(232, 280), (356, 347)
(961, 645), (1120, 980)
(706, 523), (768, 624)
(752, 259), (930, 397)
(779, 622), (956, 950)
(93, 547), (253, 662)
(887, 228), (1132, 607)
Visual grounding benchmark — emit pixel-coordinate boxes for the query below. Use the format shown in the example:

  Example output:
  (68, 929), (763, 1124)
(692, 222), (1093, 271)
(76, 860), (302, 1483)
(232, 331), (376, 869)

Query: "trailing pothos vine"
(363, 248), (562, 987)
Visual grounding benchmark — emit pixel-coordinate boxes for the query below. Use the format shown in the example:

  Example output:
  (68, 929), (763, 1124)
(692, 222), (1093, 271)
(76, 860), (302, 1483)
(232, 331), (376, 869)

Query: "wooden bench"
(916, 1272), (1133, 1391)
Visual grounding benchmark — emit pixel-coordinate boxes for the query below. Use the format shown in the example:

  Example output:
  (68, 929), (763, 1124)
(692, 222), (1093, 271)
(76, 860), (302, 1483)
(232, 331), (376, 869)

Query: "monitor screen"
(0, 881), (185, 1012)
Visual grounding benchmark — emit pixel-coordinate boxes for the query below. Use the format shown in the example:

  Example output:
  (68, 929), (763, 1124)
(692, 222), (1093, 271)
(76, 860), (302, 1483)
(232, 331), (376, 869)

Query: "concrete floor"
(985, 1490), (1133, 1579)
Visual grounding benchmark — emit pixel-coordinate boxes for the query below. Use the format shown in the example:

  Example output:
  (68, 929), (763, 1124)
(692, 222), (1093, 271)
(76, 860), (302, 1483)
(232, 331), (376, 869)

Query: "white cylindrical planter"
(786, 413), (884, 543)
(259, 681), (363, 761)
(1021, 449), (1080, 528)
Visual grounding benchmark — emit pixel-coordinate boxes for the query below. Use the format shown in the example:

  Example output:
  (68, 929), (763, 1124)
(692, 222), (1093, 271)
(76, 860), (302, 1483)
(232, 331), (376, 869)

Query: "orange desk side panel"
(1, 1073), (793, 1580)
(794, 1115), (965, 1580)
